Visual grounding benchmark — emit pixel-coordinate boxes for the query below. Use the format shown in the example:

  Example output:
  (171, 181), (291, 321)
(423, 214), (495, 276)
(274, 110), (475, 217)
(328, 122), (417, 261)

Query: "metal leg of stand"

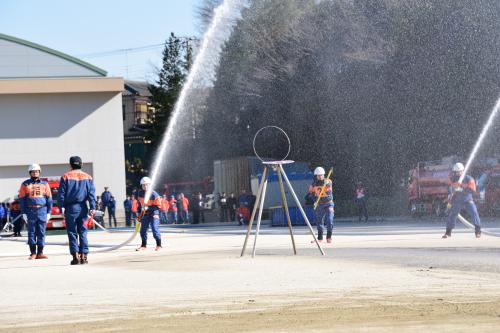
(241, 166), (269, 257)
(277, 167), (297, 255)
(252, 172), (269, 258)
(280, 165), (325, 256)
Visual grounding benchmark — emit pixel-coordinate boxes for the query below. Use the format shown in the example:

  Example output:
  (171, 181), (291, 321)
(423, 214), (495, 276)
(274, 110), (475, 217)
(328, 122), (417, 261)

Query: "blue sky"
(0, 0), (202, 81)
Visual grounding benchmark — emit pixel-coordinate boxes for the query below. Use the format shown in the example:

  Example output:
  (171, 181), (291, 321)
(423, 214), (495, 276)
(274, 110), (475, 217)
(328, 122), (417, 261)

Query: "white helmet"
(140, 176), (152, 185)
(28, 163), (41, 173)
(314, 167), (325, 176)
(452, 162), (465, 172)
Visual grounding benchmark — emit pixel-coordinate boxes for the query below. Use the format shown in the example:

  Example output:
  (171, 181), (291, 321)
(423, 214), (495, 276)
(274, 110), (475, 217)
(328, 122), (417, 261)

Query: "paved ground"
(1, 218), (500, 332)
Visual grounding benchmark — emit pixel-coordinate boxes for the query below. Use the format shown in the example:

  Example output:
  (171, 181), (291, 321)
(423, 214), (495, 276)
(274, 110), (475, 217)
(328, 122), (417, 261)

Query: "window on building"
(122, 105), (126, 121)
(135, 103), (148, 125)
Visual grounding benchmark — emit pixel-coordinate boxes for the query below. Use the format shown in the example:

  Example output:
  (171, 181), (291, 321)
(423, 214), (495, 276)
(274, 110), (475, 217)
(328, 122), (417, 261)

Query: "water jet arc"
(457, 95), (500, 237)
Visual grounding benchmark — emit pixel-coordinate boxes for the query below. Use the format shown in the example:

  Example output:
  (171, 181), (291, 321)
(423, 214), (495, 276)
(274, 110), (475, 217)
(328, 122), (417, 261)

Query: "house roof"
(124, 80), (152, 97)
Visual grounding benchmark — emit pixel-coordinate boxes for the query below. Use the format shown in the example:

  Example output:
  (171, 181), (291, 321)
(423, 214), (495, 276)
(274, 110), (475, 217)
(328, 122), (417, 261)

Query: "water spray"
(144, 0), (245, 204)
(456, 94), (500, 237)
(459, 95), (500, 182)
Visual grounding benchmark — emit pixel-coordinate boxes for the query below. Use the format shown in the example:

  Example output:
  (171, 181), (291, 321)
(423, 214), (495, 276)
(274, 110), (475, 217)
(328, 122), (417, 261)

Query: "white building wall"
(0, 92), (126, 206)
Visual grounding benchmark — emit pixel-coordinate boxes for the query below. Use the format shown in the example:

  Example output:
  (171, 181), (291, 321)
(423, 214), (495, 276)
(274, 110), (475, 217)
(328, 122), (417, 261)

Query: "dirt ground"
(1, 221), (500, 332)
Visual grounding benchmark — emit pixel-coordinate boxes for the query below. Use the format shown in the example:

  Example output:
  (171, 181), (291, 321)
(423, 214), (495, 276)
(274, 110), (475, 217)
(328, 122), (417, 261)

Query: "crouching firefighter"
(19, 163), (53, 260)
(309, 167), (334, 243)
(443, 162), (481, 239)
(136, 177), (162, 251)
(58, 156), (96, 265)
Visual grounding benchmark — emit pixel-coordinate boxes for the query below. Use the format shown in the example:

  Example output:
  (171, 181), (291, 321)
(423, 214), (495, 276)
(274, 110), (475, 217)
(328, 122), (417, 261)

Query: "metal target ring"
(253, 126), (291, 162)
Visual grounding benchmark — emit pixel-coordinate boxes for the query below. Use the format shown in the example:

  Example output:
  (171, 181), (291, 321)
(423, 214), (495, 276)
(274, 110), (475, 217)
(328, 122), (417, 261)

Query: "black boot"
(29, 245), (37, 259)
(475, 226), (481, 238)
(80, 253), (88, 264)
(442, 228), (452, 239)
(136, 239), (147, 251)
(70, 253), (80, 265)
(155, 239), (162, 251)
(317, 231), (323, 241)
(36, 246), (48, 259)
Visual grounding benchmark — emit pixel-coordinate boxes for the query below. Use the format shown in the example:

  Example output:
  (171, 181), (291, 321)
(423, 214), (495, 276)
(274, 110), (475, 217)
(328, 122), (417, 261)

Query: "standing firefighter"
(136, 177), (162, 251)
(309, 167), (334, 243)
(443, 162), (481, 239)
(58, 156), (96, 265)
(355, 182), (368, 223)
(19, 163), (53, 259)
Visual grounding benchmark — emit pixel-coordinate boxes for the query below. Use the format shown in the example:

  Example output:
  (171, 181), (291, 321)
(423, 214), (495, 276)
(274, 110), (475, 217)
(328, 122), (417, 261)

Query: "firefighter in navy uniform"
(58, 156), (96, 265)
(11, 200), (22, 237)
(19, 163), (53, 259)
(136, 177), (162, 251)
(443, 162), (481, 239)
(308, 167), (335, 243)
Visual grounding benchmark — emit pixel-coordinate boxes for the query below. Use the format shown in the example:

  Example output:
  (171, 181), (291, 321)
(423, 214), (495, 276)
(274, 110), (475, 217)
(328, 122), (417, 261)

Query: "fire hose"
(458, 214), (500, 237)
(0, 214), (23, 236)
(89, 209), (144, 253)
(0, 210), (146, 257)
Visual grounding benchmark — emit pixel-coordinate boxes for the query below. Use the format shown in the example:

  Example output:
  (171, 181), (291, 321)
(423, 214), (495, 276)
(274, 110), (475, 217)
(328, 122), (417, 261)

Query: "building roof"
(0, 33), (107, 78)
(124, 80), (152, 97)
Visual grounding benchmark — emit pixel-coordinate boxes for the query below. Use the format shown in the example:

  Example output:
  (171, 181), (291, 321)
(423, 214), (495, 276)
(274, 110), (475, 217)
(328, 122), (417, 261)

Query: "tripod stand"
(241, 160), (325, 257)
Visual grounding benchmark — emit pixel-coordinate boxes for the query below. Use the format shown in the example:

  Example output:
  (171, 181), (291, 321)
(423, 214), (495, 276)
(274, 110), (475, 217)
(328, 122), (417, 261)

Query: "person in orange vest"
(130, 195), (139, 227)
(308, 167), (334, 243)
(160, 194), (169, 224)
(19, 163), (53, 259)
(443, 162), (481, 238)
(237, 203), (250, 225)
(179, 193), (189, 223)
(136, 177), (162, 251)
(167, 195), (178, 224)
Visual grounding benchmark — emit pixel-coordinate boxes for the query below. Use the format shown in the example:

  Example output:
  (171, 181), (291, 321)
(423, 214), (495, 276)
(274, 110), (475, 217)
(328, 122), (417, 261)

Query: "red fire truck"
(407, 157), (500, 216)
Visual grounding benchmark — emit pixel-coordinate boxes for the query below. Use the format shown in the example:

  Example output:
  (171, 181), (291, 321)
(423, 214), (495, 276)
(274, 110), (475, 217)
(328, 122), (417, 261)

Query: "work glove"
(22, 214), (27, 221)
(89, 209), (95, 216)
(46, 214), (51, 221)
(453, 186), (463, 192)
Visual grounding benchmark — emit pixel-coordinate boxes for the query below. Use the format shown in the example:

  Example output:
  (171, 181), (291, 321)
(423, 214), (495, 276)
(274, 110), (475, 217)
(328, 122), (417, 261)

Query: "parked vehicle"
(407, 157), (500, 216)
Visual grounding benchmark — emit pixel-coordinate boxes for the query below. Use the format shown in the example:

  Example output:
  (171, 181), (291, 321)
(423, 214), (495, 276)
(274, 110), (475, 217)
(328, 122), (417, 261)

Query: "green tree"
(147, 33), (187, 152)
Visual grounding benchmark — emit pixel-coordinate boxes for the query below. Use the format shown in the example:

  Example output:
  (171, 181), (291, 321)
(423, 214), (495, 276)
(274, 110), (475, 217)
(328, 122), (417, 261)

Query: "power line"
(77, 37), (200, 59)
(77, 43), (164, 58)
